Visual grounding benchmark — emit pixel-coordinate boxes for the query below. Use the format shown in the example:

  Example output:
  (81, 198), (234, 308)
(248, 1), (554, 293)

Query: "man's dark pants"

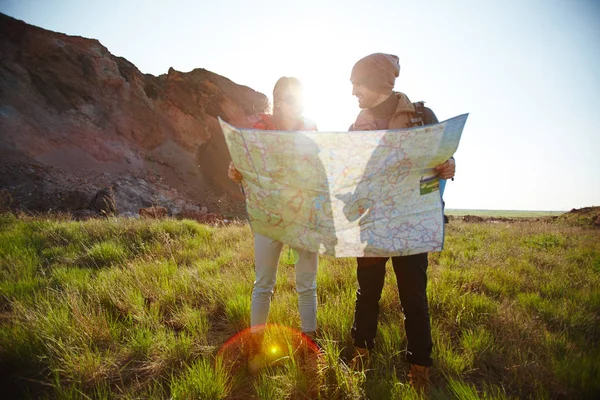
(351, 253), (433, 367)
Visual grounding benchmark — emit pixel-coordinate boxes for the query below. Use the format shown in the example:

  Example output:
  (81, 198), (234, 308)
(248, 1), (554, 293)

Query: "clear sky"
(2, 0), (599, 211)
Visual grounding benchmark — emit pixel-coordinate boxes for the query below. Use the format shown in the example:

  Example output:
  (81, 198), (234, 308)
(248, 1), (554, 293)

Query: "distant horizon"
(446, 208), (571, 212)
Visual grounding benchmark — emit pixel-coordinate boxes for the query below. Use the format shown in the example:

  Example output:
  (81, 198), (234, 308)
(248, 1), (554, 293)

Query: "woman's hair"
(273, 76), (303, 99)
(272, 77), (304, 115)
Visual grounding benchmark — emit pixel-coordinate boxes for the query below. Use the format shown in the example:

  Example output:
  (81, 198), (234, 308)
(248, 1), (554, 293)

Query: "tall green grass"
(0, 212), (598, 399)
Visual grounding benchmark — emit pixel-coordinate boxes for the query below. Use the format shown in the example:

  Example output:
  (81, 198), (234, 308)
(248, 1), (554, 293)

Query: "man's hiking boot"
(408, 364), (431, 395)
(349, 347), (371, 371)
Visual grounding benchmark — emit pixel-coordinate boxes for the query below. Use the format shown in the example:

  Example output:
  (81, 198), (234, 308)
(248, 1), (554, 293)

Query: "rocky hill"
(0, 13), (268, 218)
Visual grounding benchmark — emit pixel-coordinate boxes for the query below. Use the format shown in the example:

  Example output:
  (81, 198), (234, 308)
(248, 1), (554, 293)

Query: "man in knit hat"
(348, 53), (456, 392)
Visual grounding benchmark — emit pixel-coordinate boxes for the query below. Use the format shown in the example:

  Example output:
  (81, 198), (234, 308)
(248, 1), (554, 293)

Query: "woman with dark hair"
(228, 77), (320, 371)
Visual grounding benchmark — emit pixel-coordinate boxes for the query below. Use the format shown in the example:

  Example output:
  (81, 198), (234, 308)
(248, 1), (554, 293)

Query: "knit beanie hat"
(350, 53), (400, 94)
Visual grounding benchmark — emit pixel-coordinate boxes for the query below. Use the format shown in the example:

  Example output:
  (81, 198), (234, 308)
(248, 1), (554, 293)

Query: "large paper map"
(220, 114), (467, 257)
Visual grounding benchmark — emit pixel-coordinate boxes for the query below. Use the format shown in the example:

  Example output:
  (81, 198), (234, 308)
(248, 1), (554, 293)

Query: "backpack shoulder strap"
(410, 101), (426, 127)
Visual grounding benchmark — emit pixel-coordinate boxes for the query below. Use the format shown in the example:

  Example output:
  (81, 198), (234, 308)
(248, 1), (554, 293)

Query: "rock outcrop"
(0, 13), (267, 217)
(559, 206), (600, 228)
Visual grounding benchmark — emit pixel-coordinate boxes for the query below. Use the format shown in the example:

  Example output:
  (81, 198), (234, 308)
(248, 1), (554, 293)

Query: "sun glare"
(303, 77), (359, 132)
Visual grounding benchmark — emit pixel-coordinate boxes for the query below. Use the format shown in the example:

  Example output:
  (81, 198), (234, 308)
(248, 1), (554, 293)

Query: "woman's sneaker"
(246, 332), (266, 375)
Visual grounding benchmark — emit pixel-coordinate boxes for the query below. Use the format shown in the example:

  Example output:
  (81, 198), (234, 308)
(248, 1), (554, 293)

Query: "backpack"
(411, 101), (450, 223)
(410, 101), (436, 127)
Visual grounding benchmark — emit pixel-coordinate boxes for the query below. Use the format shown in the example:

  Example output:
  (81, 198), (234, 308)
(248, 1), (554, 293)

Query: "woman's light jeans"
(251, 233), (318, 334)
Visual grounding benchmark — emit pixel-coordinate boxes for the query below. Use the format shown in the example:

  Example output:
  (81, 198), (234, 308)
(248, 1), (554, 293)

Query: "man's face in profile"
(351, 82), (381, 109)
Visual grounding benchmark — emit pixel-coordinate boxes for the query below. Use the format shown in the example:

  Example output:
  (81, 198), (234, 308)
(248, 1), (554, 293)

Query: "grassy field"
(0, 213), (599, 399)
(445, 209), (565, 218)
